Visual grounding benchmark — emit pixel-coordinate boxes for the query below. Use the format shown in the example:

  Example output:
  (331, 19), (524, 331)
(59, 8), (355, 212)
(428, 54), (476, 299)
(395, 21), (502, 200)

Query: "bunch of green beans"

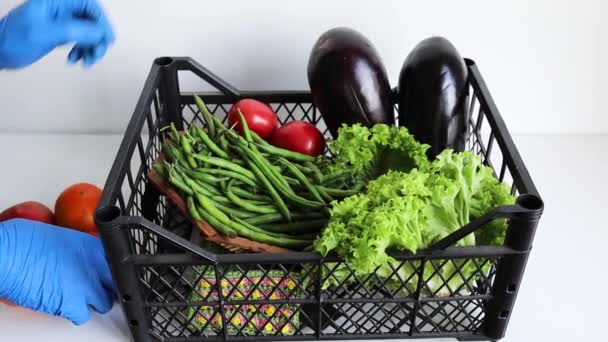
(154, 95), (361, 250)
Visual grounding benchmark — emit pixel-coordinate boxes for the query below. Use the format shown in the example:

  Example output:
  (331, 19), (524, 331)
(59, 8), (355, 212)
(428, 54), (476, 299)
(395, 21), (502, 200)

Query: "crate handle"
(96, 205), (218, 263)
(428, 194), (543, 251)
(155, 57), (240, 98)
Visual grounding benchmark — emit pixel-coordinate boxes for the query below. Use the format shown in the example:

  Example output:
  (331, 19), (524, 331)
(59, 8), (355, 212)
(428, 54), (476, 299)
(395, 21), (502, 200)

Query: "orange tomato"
(54, 183), (102, 236)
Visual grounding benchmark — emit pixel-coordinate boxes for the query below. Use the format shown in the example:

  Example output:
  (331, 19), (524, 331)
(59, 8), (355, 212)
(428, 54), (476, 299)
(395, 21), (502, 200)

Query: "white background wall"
(0, 0), (604, 135)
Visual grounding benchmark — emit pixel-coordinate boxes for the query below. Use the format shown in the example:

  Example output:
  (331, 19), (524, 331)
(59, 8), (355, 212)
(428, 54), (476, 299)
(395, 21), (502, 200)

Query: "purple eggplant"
(307, 27), (394, 137)
(398, 36), (469, 159)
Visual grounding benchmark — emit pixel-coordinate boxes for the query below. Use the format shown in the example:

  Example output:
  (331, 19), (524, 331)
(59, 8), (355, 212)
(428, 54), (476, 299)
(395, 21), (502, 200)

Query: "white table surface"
(0, 133), (606, 342)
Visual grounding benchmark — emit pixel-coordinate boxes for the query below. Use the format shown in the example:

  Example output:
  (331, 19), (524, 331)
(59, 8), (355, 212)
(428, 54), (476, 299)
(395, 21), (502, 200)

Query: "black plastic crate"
(95, 56), (543, 342)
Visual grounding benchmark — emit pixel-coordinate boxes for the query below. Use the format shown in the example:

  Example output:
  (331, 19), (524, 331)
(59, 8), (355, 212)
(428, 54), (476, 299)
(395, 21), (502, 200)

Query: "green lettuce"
(314, 149), (514, 295)
(469, 167), (516, 245)
(327, 123), (431, 184)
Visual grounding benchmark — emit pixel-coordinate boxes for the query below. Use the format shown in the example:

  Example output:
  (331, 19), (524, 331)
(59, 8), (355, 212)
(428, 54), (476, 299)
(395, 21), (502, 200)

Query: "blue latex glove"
(0, 0), (115, 69)
(0, 218), (117, 325)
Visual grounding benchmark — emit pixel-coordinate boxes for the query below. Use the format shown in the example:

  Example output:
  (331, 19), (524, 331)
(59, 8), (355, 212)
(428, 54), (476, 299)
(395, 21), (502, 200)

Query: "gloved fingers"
(90, 238), (118, 296)
(87, 280), (114, 314)
(66, 0), (116, 44)
(81, 46), (96, 67)
(83, 42), (108, 67)
(91, 41), (109, 64)
(49, 19), (106, 47)
(67, 42), (110, 68)
(95, 4), (116, 45)
(68, 45), (83, 64)
(60, 297), (91, 326)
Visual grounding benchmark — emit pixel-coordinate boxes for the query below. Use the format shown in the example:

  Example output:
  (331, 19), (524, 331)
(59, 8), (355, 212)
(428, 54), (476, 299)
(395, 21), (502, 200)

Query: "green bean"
(188, 125), (198, 141)
(195, 205), (237, 237)
(316, 186), (334, 203)
(152, 163), (167, 178)
(193, 95), (215, 138)
(236, 110), (253, 143)
(322, 170), (348, 185)
(195, 127), (229, 159)
(253, 142), (316, 162)
(293, 163), (314, 175)
(187, 182), (255, 215)
(275, 183), (324, 209)
(215, 129), (228, 139)
(204, 113), (235, 140)
(169, 177), (194, 196)
(283, 175), (300, 186)
(251, 130), (271, 147)
(182, 174), (215, 197)
(322, 177), (349, 189)
(218, 118), (240, 138)
(316, 186), (360, 197)
(195, 179), (221, 196)
(243, 146), (323, 209)
(218, 180), (226, 195)
(247, 199), (273, 206)
(260, 156), (291, 190)
(305, 161), (324, 183)
(224, 129), (248, 149)
(195, 193), (234, 227)
(170, 122), (180, 142)
(231, 187), (272, 202)
(302, 244), (314, 252)
(210, 195), (232, 205)
(187, 196), (202, 221)
(200, 151), (211, 168)
(235, 111), (291, 191)
(233, 217), (317, 241)
(278, 158), (325, 204)
(236, 143), (293, 193)
(184, 169), (229, 183)
(259, 219), (328, 235)
(268, 164), (300, 190)
(190, 168), (257, 187)
(182, 175), (232, 206)
(353, 182), (366, 192)
(164, 143), (182, 161)
(214, 202), (258, 219)
(244, 213), (284, 225)
(197, 194), (310, 248)
(187, 155), (198, 169)
(231, 158), (246, 166)
(226, 179), (278, 214)
(192, 154), (256, 180)
(237, 149), (291, 221)
(219, 135), (230, 154)
(165, 144), (190, 169)
(168, 169), (194, 196)
(245, 212), (325, 225)
(181, 135), (193, 155)
(231, 217), (314, 249)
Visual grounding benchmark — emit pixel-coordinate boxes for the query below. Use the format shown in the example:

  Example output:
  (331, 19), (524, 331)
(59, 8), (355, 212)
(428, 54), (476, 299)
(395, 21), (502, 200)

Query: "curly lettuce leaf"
(328, 123), (430, 183)
(470, 168), (516, 245)
(314, 148), (515, 295)
(315, 171), (428, 276)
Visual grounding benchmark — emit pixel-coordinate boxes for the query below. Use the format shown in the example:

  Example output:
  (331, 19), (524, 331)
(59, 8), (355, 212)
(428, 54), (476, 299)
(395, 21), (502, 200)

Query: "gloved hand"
(0, 218), (117, 325)
(0, 0), (115, 69)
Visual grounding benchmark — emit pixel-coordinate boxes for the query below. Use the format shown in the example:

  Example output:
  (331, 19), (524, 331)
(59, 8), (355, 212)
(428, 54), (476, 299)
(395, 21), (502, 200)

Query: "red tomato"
(0, 201), (54, 225)
(54, 183), (103, 236)
(271, 121), (326, 157)
(227, 99), (278, 141)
